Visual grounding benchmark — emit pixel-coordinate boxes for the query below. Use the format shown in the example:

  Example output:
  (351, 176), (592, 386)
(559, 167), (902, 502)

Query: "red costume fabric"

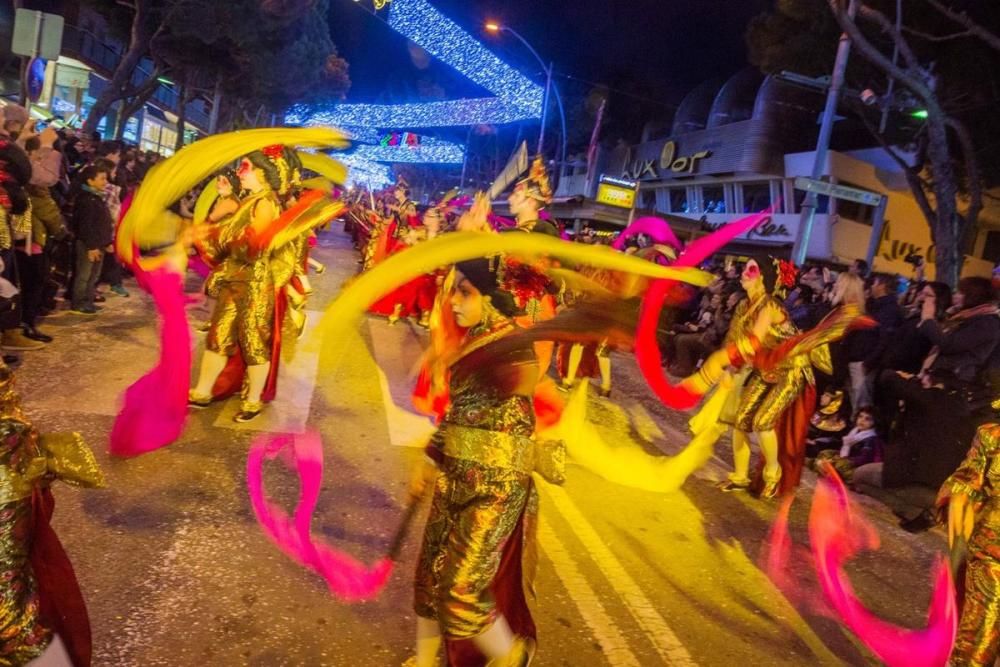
(31, 488), (91, 667)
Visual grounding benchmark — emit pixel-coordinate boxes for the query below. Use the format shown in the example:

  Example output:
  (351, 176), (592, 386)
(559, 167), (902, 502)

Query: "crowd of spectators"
(659, 250), (1000, 531)
(0, 103), (164, 363)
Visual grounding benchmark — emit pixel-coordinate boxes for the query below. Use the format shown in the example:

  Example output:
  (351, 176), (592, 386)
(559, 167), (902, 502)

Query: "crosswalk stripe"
(213, 310), (323, 433)
(540, 484), (698, 666)
(367, 319), (436, 448)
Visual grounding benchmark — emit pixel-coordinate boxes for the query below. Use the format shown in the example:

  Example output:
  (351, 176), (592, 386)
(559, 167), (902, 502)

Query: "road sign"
(11, 10), (64, 61)
(793, 177), (883, 207)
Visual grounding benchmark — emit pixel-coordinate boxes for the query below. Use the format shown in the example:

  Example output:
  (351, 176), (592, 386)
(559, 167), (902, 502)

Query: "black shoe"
(22, 328), (52, 343)
(899, 510), (935, 534)
(2, 354), (19, 366)
(187, 392), (212, 409)
(234, 408), (262, 423)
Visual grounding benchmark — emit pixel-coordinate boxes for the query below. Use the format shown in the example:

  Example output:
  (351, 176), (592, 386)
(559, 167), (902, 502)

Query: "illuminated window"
(668, 188), (690, 214)
(701, 186), (727, 213)
(740, 182), (771, 213)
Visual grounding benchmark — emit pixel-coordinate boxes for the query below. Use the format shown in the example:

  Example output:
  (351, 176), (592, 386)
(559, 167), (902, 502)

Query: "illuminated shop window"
(701, 186), (727, 213)
(740, 182), (771, 213)
(641, 190), (657, 210)
(667, 188), (690, 214)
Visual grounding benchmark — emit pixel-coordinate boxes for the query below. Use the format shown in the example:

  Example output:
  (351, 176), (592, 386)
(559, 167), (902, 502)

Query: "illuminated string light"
(351, 142), (464, 164)
(287, 0), (541, 186)
(286, 0), (542, 128)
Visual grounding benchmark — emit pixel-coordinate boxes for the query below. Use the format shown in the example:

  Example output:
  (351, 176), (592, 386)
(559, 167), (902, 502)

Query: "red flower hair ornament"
(777, 259), (798, 289)
(262, 144), (285, 160)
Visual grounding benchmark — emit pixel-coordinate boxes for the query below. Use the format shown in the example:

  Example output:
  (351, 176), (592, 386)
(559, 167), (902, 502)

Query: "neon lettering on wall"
(622, 140), (713, 180)
(659, 141), (711, 174)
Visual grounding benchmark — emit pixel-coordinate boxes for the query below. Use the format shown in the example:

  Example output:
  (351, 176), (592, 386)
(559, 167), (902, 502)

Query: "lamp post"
(485, 22), (567, 170)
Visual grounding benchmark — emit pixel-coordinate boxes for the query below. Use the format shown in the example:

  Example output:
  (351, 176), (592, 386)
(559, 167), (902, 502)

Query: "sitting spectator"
(812, 406), (882, 482)
(866, 277), (1000, 530)
(879, 281), (951, 377)
(70, 163), (114, 315)
(806, 389), (850, 458)
(670, 289), (742, 376)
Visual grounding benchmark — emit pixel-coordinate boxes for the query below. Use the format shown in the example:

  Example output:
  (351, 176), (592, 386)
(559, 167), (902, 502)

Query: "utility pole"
(538, 62), (552, 155)
(791, 0), (857, 265)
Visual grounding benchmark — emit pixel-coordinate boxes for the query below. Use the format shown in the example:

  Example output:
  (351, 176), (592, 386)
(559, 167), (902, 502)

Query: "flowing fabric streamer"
(109, 257), (191, 456)
(117, 127), (349, 267)
(297, 150), (350, 186)
(760, 494), (834, 617)
(611, 216), (683, 251)
(246, 431), (398, 600)
(308, 231), (713, 358)
(809, 467), (957, 666)
(547, 382), (720, 493)
(634, 210), (773, 410)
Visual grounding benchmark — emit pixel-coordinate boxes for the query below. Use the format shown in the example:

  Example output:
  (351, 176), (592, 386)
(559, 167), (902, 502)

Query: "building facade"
(559, 70), (996, 279)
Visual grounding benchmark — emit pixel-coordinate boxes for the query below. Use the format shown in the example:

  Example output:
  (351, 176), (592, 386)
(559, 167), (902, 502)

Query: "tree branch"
(925, 0), (1000, 53)
(856, 3), (920, 70)
(945, 115), (983, 230)
(902, 26), (974, 42)
(828, 0), (937, 108)
(857, 111), (937, 224)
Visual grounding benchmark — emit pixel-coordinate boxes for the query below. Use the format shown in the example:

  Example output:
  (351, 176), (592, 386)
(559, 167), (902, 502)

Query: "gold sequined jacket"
(726, 294), (830, 383)
(426, 325), (564, 483)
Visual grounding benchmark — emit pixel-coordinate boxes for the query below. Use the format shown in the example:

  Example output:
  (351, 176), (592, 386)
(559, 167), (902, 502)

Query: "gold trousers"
(954, 547), (1000, 666)
(205, 280), (275, 365)
(414, 458), (531, 639)
(735, 371), (805, 433)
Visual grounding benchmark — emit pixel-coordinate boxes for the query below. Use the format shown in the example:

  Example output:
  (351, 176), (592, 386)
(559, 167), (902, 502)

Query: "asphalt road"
(14, 228), (949, 666)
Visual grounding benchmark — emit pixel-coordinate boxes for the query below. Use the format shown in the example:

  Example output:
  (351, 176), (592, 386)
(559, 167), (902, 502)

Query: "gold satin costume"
(0, 363), (104, 665)
(201, 191), (283, 365)
(414, 323), (562, 639)
(726, 295), (814, 432)
(938, 424), (1000, 666)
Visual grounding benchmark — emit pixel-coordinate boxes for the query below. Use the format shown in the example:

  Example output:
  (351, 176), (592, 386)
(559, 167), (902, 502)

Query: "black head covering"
(455, 257), (522, 318)
(755, 256), (778, 294)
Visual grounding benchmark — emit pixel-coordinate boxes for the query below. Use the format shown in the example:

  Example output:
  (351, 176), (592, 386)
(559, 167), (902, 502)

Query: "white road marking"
(537, 515), (642, 667)
(367, 319), (436, 448)
(540, 483), (698, 666)
(214, 310), (322, 433)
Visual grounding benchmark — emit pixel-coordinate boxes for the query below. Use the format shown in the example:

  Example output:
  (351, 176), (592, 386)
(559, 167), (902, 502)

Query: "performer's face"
(508, 185), (536, 217)
(741, 260), (761, 291)
(451, 273), (483, 328)
(216, 175), (233, 198)
(237, 158), (263, 192)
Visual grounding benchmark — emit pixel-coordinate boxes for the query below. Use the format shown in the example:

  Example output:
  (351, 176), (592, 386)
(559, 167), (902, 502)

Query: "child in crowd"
(805, 389), (849, 458)
(812, 406), (883, 481)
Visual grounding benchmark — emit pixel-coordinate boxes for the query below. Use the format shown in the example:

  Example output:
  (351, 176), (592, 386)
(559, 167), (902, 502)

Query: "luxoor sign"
(622, 140), (712, 180)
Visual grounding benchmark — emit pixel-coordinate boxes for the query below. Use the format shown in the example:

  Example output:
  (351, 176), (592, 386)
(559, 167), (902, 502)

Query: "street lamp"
(484, 20), (566, 170)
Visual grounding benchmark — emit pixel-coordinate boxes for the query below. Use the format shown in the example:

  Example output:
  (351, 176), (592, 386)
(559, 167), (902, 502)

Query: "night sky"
(328, 0), (771, 107)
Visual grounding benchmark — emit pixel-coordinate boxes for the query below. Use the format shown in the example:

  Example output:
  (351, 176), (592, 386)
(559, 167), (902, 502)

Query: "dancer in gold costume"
(188, 147), (290, 422)
(0, 360), (104, 666)
(406, 256), (563, 667)
(711, 257), (830, 498)
(939, 420), (1000, 666)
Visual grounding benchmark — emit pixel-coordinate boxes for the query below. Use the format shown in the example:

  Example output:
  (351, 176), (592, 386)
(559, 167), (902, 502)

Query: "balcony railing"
(61, 24), (209, 131)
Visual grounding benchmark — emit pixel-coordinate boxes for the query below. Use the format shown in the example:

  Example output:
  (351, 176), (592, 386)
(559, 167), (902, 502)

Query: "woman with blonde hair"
(830, 272), (871, 411)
